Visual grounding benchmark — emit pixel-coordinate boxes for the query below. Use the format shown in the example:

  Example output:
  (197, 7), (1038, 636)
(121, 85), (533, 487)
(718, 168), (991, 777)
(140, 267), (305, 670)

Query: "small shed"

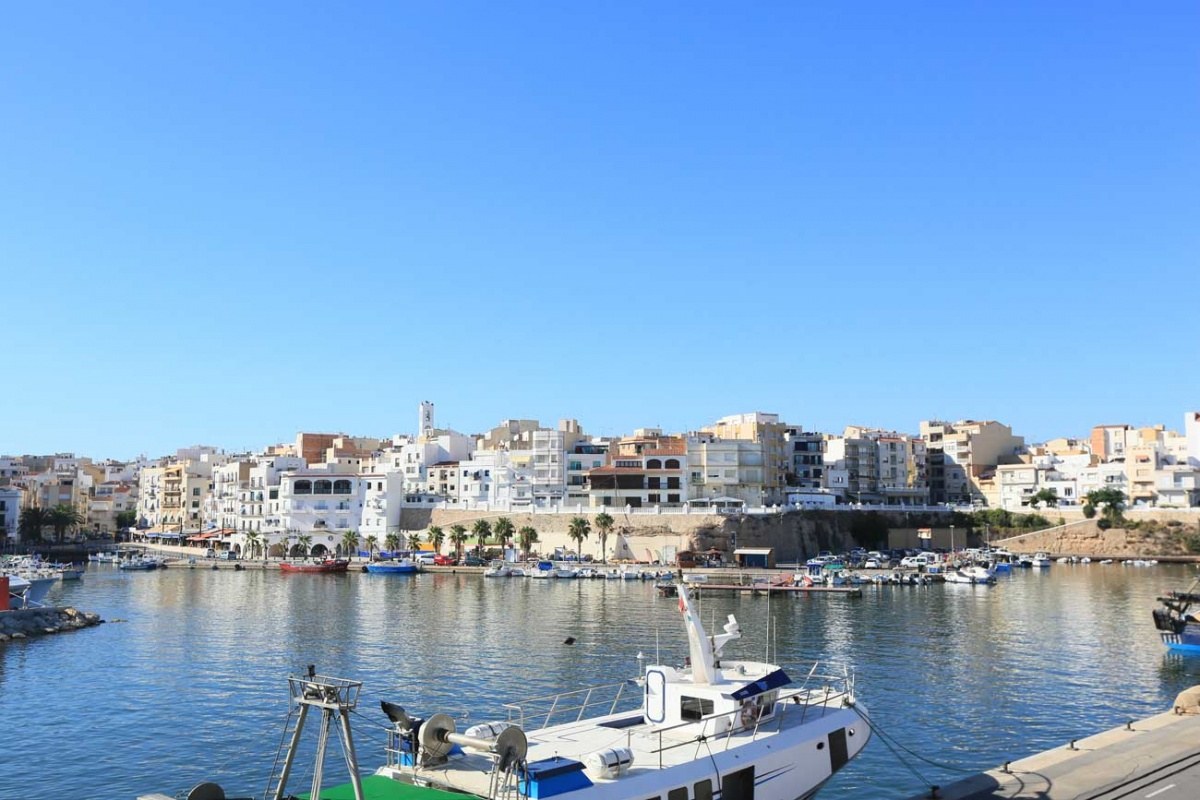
(733, 547), (775, 568)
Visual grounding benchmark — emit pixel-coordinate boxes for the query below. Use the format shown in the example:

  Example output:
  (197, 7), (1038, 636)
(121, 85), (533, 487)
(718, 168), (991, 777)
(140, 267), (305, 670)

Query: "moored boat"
(364, 558), (419, 575)
(279, 558), (350, 574)
(1153, 576), (1200, 652)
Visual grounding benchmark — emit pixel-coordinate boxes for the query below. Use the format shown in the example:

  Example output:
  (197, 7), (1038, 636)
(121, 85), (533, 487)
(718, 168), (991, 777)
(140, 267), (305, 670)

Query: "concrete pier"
(908, 687), (1200, 799)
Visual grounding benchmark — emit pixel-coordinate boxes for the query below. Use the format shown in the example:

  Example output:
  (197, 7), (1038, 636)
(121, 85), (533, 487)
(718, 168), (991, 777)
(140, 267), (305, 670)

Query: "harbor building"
(686, 434), (766, 507)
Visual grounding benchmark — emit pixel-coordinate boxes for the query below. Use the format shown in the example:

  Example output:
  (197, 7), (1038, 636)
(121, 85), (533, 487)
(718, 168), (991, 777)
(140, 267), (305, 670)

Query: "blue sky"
(2, 2), (1197, 459)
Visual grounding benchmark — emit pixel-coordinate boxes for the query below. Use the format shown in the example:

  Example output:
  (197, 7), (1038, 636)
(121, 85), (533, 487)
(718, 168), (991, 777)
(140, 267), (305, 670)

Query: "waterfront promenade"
(907, 688), (1200, 799)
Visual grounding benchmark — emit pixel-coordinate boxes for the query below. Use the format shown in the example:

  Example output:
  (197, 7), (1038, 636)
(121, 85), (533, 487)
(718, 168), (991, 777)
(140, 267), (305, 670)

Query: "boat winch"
(413, 711), (528, 771)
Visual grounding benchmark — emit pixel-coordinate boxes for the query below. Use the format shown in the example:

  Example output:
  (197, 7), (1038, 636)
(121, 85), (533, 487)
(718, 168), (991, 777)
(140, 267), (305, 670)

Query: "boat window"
(694, 779), (713, 800)
(721, 766), (755, 800)
(668, 789), (688, 800)
(680, 696), (713, 720)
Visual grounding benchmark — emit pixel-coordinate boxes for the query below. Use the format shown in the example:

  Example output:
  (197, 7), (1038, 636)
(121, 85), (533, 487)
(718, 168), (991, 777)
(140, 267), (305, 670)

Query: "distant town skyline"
(3, 3), (1195, 459)
(6, 402), (1199, 463)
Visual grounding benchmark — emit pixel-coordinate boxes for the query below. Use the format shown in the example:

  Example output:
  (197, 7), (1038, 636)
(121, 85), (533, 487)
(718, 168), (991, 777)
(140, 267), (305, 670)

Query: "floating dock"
(690, 583), (862, 597)
(907, 687), (1200, 799)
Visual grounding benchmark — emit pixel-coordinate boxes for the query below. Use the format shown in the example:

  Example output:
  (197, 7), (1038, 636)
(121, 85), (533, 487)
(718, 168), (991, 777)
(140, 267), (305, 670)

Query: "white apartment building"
(0, 486), (19, 542)
(269, 470), (366, 557)
(359, 472), (405, 547)
(921, 419), (1025, 505)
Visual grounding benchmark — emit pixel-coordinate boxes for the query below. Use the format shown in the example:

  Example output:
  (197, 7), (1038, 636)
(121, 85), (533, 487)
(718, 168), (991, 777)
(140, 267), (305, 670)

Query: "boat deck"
(905, 690), (1200, 799)
(302, 774), (465, 799)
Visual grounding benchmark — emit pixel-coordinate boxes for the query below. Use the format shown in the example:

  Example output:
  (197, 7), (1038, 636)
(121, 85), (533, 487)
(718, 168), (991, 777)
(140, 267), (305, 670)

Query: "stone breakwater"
(0, 607), (104, 641)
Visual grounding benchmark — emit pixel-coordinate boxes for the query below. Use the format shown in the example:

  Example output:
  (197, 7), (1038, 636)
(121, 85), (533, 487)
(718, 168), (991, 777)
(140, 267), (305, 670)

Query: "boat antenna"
(765, 587), (771, 663)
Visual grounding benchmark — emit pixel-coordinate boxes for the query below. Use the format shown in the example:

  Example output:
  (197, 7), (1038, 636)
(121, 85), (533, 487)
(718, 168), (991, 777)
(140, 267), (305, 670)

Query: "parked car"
(218, 551), (238, 561)
(415, 552), (437, 566)
(462, 555), (485, 567)
(433, 554), (456, 566)
(900, 555), (929, 568)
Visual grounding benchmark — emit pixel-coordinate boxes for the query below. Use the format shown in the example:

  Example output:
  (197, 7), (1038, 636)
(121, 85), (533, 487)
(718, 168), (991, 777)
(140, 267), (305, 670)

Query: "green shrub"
(1096, 518), (1112, 530)
(1082, 504), (1096, 519)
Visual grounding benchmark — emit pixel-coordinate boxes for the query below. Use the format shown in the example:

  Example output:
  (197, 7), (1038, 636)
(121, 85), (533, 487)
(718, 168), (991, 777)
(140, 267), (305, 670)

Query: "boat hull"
(280, 560), (350, 574)
(364, 563), (418, 575)
(1161, 623), (1200, 652)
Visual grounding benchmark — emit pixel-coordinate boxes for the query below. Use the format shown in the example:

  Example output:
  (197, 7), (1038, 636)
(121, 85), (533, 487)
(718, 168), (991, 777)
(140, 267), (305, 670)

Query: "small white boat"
(1080, 557), (1092, 564)
(1030, 552), (1053, 568)
(483, 560), (513, 578)
(529, 560), (558, 579)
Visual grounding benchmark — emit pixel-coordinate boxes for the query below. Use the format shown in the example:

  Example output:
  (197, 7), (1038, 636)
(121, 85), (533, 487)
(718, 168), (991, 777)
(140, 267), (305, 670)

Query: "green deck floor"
(302, 774), (472, 800)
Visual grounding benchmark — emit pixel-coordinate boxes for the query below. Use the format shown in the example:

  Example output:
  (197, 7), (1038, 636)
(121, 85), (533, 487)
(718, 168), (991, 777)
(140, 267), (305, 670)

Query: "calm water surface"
(4, 562), (1200, 799)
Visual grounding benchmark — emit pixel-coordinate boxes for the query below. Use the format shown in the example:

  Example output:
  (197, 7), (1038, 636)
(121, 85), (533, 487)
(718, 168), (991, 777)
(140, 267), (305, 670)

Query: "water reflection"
(1, 563), (1198, 798)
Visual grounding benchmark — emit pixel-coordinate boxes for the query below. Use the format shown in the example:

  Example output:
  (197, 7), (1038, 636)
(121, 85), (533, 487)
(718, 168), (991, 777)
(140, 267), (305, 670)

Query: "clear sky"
(3, 2), (1197, 460)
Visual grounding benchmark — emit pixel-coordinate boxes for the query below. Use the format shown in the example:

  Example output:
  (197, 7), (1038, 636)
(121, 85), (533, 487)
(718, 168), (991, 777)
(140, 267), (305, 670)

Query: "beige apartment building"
(920, 419), (1024, 505)
(587, 429), (687, 509)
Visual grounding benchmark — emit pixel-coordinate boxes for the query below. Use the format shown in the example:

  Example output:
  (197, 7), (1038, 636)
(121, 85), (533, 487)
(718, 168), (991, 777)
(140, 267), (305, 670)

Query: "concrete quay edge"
(906, 689), (1200, 799)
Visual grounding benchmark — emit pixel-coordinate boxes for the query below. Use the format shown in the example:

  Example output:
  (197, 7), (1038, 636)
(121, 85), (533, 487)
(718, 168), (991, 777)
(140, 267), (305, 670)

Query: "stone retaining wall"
(0, 607), (103, 642)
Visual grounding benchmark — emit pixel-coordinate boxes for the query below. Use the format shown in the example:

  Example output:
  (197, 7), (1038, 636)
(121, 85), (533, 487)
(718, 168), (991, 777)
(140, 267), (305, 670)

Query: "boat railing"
(503, 680), (641, 729)
(635, 662), (856, 766)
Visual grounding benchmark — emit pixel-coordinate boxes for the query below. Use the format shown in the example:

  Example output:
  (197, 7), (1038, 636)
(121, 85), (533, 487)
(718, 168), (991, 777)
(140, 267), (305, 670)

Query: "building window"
(333, 479), (352, 495)
(665, 459), (680, 469)
(314, 480), (332, 495)
(668, 494), (680, 503)
(646, 459), (662, 470)
(294, 480), (312, 495)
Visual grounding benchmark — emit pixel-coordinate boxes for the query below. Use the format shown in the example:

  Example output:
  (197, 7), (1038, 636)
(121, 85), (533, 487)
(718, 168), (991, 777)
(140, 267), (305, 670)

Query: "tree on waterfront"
(427, 526), (444, 553)
(341, 529), (360, 558)
(594, 513), (614, 564)
(567, 516), (590, 559)
(48, 504), (84, 543)
(472, 519), (492, 556)
(115, 509), (137, 534)
(517, 526), (539, 558)
(1085, 488), (1126, 523)
(297, 532), (313, 559)
(449, 525), (468, 561)
(493, 517), (514, 548)
(1029, 488), (1059, 509)
(385, 532), (401, 554)
(364, 535), (379, 558)
(408, 530), (422, 550)
(243, 530), (261, 560)
(18, 506), (49, 543)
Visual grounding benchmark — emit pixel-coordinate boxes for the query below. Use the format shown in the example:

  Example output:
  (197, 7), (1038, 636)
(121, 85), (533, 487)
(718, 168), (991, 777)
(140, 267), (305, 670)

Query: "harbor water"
(4, 561), (1200, 799)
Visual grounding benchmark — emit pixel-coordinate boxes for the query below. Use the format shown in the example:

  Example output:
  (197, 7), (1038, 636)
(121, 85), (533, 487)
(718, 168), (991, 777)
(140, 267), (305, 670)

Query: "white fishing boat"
(147, 583), (870, 800)
(1030, 552), (1052, 569)
(529, 560), (558, 579)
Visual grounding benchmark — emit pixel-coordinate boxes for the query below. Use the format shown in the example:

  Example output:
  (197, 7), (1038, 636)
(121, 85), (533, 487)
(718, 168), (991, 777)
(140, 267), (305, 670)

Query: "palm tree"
(18, 506), (49, 543)
(567, 516), (590, 560)
(449, 524), (468, 561)
(494, 517), (514, 548)
(428, 526), (445, 554)
(243, 530), (261, 560)
(471, 519), (492, 556)
(517, 526), (539, 558)
(297, 532), (313, 559)
(408, 530), (422, 550)
(364, 535), (379, 557)
(385, 532), (401, 554)
(594, 512), (614, 564)
(341, 529), (360, 558)
(48, 504), (84, 543)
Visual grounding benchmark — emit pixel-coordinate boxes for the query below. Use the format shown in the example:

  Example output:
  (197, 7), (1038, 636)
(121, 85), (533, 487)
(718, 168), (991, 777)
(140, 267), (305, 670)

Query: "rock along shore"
(0, 607), (104, 642)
